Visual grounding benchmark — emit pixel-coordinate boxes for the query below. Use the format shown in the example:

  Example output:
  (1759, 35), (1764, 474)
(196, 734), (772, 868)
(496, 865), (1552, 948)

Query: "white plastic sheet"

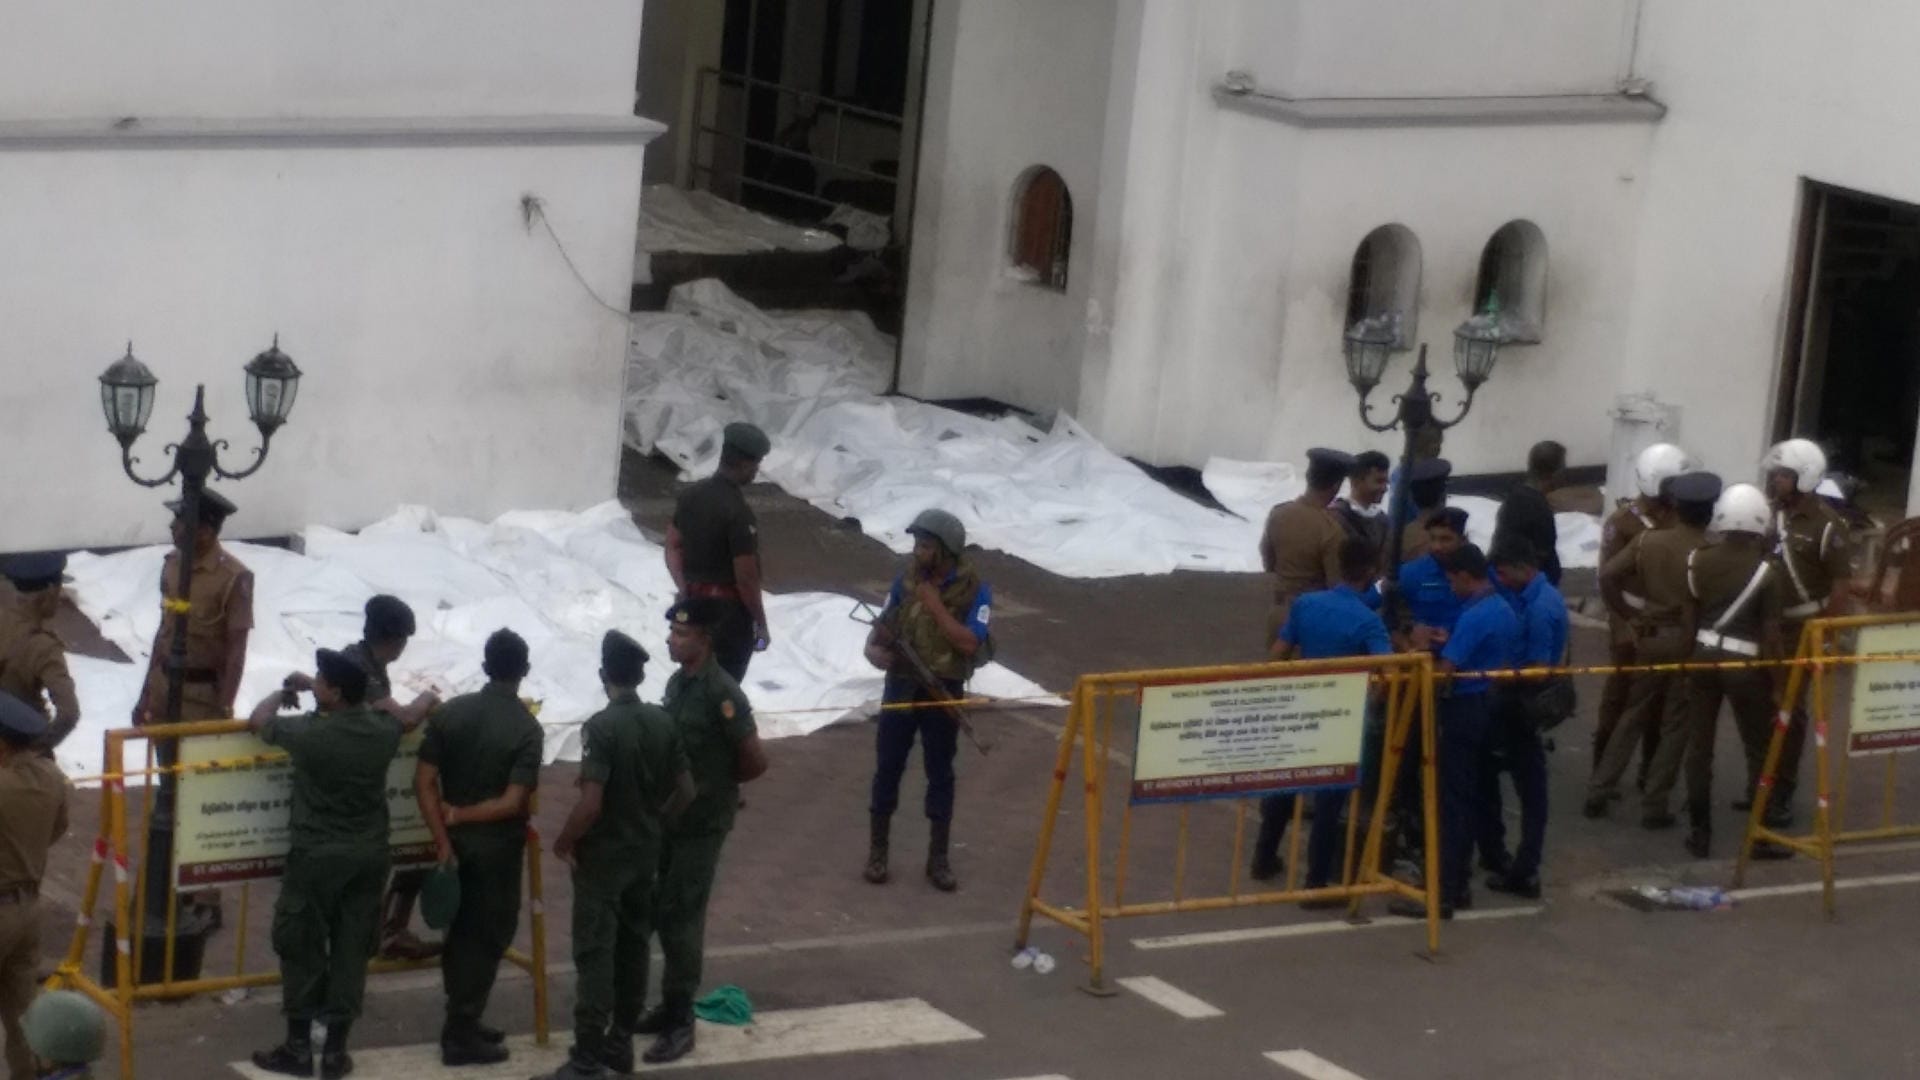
(57, 502), (1053, 784)
(626, 281), (1268, 578)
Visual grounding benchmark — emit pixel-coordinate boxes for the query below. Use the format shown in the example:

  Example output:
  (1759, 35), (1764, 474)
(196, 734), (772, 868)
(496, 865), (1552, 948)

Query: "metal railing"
(689, 65), (903, 216)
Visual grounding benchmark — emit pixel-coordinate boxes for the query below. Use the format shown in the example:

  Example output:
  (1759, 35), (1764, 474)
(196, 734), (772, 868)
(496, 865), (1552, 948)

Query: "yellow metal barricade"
(1736, 612), (1920, 914)
(1016, 653), (1442, 993)
(45, 721), (552, 1079)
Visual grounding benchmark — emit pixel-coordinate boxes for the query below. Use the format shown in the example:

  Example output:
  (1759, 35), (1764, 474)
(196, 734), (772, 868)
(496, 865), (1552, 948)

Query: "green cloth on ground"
(694, 985), (753, 1026)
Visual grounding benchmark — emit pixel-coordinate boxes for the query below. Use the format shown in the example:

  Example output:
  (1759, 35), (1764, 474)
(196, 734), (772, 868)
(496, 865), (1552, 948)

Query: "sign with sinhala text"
(172, 729), (434, 889)
(1131, 672), (1368, 803)
(1849, 623), (1920, 755)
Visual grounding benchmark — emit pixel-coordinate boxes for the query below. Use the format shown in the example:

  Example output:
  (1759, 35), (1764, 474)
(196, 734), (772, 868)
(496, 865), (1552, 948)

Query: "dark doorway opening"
(1776, 181), (1920, 519)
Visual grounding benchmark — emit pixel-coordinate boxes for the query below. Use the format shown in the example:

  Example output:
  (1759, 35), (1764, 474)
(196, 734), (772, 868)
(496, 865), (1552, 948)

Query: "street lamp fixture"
(96, 338), (302, 982)
(1346, 300), (1509, 606)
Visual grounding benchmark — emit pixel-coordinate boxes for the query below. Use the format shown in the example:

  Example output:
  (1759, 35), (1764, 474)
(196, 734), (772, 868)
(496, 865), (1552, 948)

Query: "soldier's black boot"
(864, 813), (891, 884)
(926, 819), (958, 892)
(320, 1020), (354, 1079)
(642, 1005), (697, 1065)
(442, 1016), (510, 1066)
(634, 1004), (672, 1036)
(600, 1026), (636, 1075)
(250, 1018), (314, 1077)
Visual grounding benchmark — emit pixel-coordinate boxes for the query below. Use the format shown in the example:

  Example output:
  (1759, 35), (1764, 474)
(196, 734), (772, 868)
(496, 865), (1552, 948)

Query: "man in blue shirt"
(862, 509), (992, 892)
(1475, 539), (1569, 899)
(1390, 543), (1520, 920)
(1251, 538), (1393, 901)
(1397, 507), (1469, 638)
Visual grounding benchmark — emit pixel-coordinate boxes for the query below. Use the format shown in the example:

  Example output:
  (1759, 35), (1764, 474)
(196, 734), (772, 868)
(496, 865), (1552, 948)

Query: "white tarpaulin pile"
(625, 280), (1267, 578)
(55, 502), (1053, 784)
(1202, 458), (1601, 571)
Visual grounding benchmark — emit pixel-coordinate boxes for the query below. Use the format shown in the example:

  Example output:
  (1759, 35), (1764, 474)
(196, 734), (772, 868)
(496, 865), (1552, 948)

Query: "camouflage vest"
(900, 560), (989, 682)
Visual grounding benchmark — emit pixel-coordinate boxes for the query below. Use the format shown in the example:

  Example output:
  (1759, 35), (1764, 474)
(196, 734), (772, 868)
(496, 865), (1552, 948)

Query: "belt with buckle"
(1696, 630), (1759, 657)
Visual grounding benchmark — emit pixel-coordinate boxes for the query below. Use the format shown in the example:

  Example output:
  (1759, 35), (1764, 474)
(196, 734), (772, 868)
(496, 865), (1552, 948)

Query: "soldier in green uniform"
(636, 599), (769, 1065)
(1587, 471), (1720, 825)
(416, 629), (542, 1067)
(340, 595), (444, 961)
(0, 553), (80, 754)
(0, 691), (70, 1080)
(665, 422), (774, 681)
(20, 990), (105, 1080)
(246, 649), (402, 1080)
(536, 631), (694, 1080)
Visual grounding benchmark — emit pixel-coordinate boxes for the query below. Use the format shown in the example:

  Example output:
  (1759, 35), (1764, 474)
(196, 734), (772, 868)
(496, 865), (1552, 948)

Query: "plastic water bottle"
(1011, 946), (1037, 970)
(1669, 886), (1732, 910)
(1031, 952), (1056, 975)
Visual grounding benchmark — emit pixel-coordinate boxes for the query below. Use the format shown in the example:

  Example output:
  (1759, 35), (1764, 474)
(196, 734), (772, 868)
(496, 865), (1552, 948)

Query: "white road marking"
(1729, 870), (1920, 900)
(227, 998), (981, 1078)
(1116, 975), (1224, 1019)
(992, 1075), (1073, 1080)
(1266, 1048), (1370, 1079)
(1131, 904), (1546, 950)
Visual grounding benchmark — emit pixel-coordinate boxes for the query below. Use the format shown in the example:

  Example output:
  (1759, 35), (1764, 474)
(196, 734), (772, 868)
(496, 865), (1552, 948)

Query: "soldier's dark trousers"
(275, 847), (388, 1024)
(1438, 693), (1494, 904)
(714, 599), (756, 682)
(654, 831), (730, 1012)
(442, 832), (525, 1034)
(1770, 620), (1814, 805)
(1476, 694), (1548, 881)
(568, 844), (656, 1065)
(0, 897), (41, 1080)
(869, 675), (962, 823)
(1593, 636), (1662, 779)
(1590, 628), (1689, 808)
(1253, 790), (1346, 886)
(1684, 661), (1776, 821)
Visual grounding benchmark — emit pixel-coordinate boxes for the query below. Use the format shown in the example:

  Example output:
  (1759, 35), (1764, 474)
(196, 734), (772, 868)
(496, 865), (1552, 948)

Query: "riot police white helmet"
(1760, 438), (1827, 494)
(1711, 483), (1771, 536)
(1634, 443), (1693, 499)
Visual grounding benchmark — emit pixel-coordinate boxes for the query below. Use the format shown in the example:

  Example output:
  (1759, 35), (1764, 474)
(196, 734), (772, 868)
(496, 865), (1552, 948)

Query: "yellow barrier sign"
(174, 730), (434, 889)
(1132, 672), (1367, 802)
(1848, 623), (1920, 755)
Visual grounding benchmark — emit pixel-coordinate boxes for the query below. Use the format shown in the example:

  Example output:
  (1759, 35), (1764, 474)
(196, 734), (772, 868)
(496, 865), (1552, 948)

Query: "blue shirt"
(886, 570), (992, 643)
(1441, 588), (1522, 696)
(1399, 554), (1465, 632)
(1500, 573), (1569, 668)
(1279, 585), (1394, 660)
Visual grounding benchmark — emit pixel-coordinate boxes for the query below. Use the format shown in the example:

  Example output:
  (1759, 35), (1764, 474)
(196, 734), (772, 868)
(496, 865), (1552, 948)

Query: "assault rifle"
(850, 600), (990, 755)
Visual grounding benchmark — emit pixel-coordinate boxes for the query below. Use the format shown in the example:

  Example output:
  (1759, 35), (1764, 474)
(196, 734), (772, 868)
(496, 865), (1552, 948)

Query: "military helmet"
(1761, 438), (1826, 494)
(23, 990), (107, 1065)
(1634, 443), (1693, 499)
(906, 509), (966, 557)
(1712, 483), (1772, 536)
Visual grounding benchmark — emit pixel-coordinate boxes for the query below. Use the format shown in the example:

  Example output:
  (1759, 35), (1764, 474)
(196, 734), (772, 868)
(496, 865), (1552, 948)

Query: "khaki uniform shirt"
(420, 684), (544, 846)
(259, 705), (402, 855)
(141, 545), (254, 718)
(1769, 498), (1850, 623)
(575, 691), (687, 860)
(1604, 524), (1707, 627)
(1601, 502), (1657, 644)
(0, 597), (79, 748)
(1263, 499), (1344, 627)
(663, 657), (757, 837)
(1687, 539), (1785, 650)
(0, 753), (70, 891)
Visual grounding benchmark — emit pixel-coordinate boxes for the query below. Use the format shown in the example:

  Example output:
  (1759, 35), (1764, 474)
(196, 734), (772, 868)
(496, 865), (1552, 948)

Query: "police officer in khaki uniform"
(636, 599), (769, 1065)
(665, 423), (773, 681)
(1679, 484), (1789, 859)
(416, 629), (542, 1067)
(1759, 438), (1852, 827)
(0, 690), (71, 1080)
(135, 491), (253, 727)
(246, 651), (402, 1080)
(1588, 471), (1721, 825)
(0, 554), (80, 754)
(1397, 458), (1453, 565)
(538, 631), (693, 1080)
(1594, 444), (1692, 791)
(1260, 449), (1353, 645)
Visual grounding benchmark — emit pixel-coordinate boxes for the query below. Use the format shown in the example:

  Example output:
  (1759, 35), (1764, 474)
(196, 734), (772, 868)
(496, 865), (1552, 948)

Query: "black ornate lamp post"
(97, 339), (301, 970)
(1346, 303), (1509, 608)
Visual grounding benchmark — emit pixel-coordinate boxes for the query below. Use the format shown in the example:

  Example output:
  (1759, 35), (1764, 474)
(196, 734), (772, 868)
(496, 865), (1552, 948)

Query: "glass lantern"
(98, 345), (158, 447)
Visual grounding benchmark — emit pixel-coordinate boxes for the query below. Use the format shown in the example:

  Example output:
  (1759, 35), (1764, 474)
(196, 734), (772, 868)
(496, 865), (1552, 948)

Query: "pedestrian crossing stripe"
(227, 998), (983, 1078)
(1266, 1049), (1370, 1079)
